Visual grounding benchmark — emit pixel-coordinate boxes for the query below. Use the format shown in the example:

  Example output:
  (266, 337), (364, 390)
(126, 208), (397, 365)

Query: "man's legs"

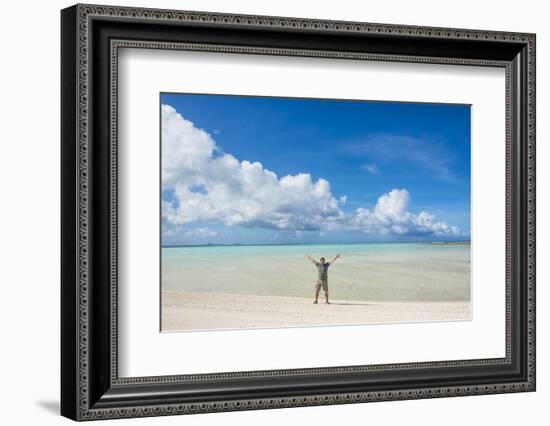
(314, 282), (321, 303)
(322, 280), (329, 304)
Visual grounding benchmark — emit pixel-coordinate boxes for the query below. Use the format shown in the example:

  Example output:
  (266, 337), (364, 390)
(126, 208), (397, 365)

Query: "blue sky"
(161, 93), (470, 246)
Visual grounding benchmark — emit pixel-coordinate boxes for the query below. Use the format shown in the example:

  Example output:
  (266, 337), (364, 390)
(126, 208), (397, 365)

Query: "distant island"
(429, 241), (471, 245)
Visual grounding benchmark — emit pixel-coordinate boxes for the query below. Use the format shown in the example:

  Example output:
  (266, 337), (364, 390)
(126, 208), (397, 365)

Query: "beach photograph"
(160, 93), (471, 332)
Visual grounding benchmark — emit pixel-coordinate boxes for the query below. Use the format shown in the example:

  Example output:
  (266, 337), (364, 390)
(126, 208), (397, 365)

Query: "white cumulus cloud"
(162, 104), (345, 231)
(349, 189), (461, 236)
(161, 104), (463, 238)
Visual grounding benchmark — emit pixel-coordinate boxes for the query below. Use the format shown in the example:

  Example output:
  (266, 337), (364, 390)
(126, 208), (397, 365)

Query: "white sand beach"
(162, 290), (471, 332)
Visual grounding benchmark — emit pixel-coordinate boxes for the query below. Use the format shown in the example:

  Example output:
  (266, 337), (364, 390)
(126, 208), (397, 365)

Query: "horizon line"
(162, 240), (472, 248)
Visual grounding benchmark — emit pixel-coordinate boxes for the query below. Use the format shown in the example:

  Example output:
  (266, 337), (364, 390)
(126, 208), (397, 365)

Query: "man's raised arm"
(305, 255), (317, 265)
(329, 254), (341, 264)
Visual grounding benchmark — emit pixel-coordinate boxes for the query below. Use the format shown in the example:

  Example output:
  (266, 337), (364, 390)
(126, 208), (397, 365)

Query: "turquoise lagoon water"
(162, 243), (470, 302)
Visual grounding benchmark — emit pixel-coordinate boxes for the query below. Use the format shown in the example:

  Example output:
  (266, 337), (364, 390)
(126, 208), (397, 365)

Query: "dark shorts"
(315, 279), (328, 291)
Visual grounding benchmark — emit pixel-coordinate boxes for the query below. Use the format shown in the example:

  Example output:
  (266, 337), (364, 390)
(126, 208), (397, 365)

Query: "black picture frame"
(61, 4), (536, 421)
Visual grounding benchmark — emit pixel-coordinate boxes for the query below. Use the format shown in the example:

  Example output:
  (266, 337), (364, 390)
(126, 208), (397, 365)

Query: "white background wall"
(0, 0), (547, 424)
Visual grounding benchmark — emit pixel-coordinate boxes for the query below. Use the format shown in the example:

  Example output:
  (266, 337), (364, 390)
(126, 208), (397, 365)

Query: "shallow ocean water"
(162, 243), (470, 302)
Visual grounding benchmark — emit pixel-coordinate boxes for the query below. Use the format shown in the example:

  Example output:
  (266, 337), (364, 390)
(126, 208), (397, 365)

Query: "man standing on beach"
(306, 254), (341, 304)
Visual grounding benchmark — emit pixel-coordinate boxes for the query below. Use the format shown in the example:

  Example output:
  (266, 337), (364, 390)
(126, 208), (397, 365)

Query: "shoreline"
(162, 290), (471, 332)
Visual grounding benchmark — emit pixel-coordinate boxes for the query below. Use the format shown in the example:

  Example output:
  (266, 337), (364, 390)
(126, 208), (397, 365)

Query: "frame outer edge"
(61, 4), (80, 422)
(527, 34), (536, 390)
(66, 4), (536, 421)
(75, 2), (93, 420)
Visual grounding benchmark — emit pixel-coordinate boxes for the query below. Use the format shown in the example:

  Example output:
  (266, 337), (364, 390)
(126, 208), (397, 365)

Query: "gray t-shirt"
(316, 262), (330, 280)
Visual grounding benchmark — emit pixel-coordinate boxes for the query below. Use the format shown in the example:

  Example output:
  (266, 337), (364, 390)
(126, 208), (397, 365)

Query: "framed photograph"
(61, 4), (536, 421)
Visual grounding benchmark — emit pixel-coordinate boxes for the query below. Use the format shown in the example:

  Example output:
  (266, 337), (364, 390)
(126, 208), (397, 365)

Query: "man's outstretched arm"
(329, 254), (341, 264)
(305, 255), (317, 265)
